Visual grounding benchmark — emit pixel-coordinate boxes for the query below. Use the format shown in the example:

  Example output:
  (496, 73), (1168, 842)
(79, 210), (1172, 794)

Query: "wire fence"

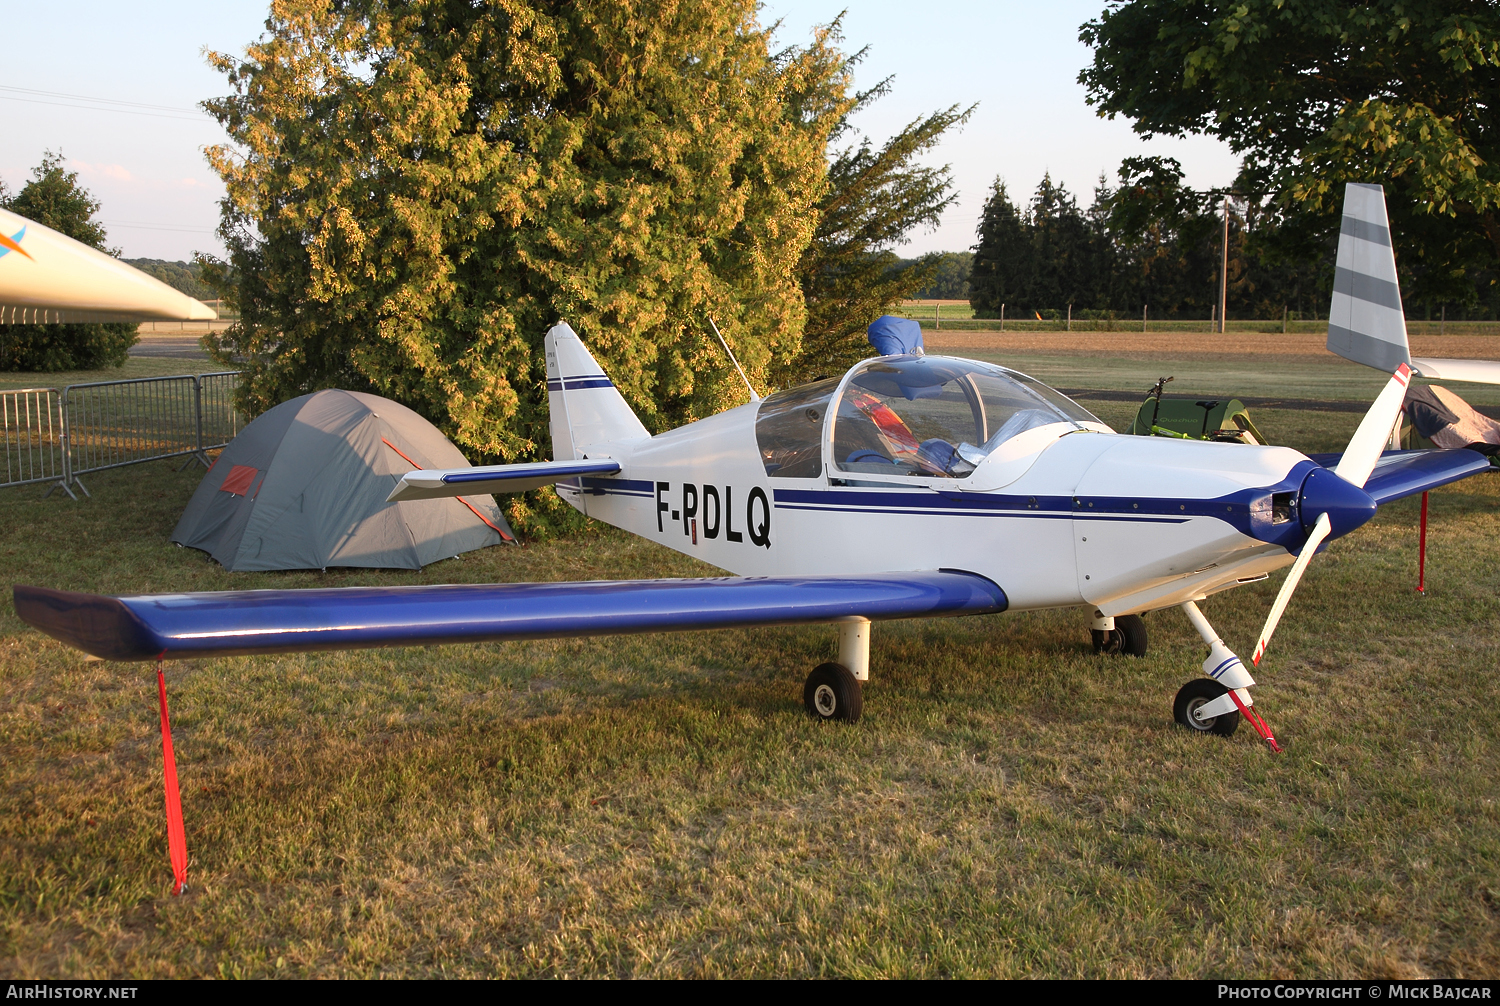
(0, 372), (242, 499)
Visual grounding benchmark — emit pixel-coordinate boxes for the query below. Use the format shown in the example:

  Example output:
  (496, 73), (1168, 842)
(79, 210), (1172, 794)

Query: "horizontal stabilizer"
(14, 571), (1008, 662)
(1306, 449), (1490, 505)
(1411, 358), (1500, 386)
(387, 458), (621, 501)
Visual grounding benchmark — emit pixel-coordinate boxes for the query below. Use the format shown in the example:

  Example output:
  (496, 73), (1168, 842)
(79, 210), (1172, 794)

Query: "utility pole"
(1219, 194), (1230, 335)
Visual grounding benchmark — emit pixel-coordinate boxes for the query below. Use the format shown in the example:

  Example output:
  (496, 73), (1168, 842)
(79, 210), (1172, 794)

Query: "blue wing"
(1305, 448), (1491, 505)
(13, 572), (1007, 662)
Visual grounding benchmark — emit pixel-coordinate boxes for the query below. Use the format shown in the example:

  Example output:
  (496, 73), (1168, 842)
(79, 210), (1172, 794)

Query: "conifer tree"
(968, 180), (1029, 318)
(780, 79), (971, 386)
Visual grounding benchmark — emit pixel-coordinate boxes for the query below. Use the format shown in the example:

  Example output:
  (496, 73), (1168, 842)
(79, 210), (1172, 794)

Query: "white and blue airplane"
(16, 311), (1490, 750)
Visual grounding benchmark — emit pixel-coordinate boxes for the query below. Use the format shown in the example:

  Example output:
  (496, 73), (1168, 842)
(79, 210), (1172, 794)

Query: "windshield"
(755, 378), (838, 478)
(831, 356), (1099, 478)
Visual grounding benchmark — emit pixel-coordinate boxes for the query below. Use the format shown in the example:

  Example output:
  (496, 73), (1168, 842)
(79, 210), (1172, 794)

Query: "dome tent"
(172, 390), (514, 571)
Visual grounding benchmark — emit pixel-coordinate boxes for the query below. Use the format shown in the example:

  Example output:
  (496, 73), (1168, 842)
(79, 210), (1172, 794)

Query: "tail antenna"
(707, 317), (761, 402)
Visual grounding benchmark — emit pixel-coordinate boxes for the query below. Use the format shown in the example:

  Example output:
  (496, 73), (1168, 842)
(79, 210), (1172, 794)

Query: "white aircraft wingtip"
(0, 206), (217, 323)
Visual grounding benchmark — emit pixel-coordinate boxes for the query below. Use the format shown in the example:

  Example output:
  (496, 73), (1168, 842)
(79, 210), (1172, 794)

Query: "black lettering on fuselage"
(747, 486), (771, 548)
(672, 482), (770, 548)
(655, 481), (670, 532)
(702, 485), (721, 539)
(725, 486), (743, 542)
(682, 483), (698, 536)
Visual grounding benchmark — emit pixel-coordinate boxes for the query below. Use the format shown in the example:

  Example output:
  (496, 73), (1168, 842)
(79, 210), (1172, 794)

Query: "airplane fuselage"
(557, 361), (1314, 618)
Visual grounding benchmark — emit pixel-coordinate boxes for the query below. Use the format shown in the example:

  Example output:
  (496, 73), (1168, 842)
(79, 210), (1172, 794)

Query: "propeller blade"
(1252, 511), (1332, 666)
(1335, 364), (1412, 488)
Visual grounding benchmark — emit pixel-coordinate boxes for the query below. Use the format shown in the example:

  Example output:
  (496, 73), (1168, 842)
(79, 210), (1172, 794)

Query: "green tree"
(123, 259), (215, 300)
(888, 251), (972, 299)
(203, 0), (853, 461)
(969, 175), (1110, 317)
(968, 179), (1028, 317)
(1080, 1), (1500, 307)
(0, 152), (137, 371)
(780, 72), (971, 385)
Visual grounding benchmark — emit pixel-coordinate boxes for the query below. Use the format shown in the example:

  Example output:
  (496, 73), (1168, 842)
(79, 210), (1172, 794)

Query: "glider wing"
(1410, 358), (1500, 386)
(14, 571), (1008, 662)
(0, 206), (217, 323)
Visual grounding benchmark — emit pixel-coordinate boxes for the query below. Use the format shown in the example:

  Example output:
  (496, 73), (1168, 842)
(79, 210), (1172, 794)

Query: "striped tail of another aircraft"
(1326, 183), (1500, 385)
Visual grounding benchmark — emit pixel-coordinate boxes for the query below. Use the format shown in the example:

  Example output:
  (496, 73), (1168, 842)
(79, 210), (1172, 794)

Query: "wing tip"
(13, 584), (160, 661)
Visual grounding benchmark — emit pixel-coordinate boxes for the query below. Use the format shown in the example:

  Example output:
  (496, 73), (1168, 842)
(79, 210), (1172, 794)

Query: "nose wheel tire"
(1173, 678), (1240, 736)
(804, 662), (863, 722)
(1093, 613), (1148, 656)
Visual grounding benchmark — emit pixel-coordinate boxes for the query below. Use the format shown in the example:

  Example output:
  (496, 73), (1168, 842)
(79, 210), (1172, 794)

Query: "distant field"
(897, 300), (1500, 337)
(2, 345), (1499, 977)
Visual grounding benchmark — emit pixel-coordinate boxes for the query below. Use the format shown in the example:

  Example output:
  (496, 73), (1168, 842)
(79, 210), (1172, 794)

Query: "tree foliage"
(203, 0), (856, 461)
(124, 259), (215, 301)
(1080, 0), (1500, 306)
(970, 174), (1119, 317)
(888, 251), (972, 299)
(780, 78), (970, 385)
(968, 161), (1333, 321)
(0, 153), (137, 371)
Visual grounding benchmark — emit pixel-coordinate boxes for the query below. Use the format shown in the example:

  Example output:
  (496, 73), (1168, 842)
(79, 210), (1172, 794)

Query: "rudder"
(1326, 183), (1412, 373)
(545, 322), (650, 460)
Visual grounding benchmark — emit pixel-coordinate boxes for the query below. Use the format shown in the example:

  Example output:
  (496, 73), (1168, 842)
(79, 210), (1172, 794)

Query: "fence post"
(1066, 304), (1072, 332)
(1000, 303), (1004, 332)
(54, 385), (87, 499)
(181, 376), (210, 471)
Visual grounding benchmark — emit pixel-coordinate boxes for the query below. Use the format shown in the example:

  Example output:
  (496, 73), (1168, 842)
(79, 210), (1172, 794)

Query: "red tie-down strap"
(156, 657), (188, 895)
(382, 438), (514, 541)
(1228, 688), (1283, 754)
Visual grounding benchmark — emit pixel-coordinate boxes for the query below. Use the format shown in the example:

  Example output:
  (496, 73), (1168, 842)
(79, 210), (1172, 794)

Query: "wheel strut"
(1176, 601), (1281, 752)
(804, 618), (870, 722)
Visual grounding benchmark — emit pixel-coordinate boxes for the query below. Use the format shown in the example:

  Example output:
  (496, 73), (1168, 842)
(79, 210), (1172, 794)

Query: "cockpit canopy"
(756, 355), (1101, 479)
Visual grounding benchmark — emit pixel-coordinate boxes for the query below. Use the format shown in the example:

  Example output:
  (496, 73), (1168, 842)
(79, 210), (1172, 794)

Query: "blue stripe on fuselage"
(576, 476), (654, 498)
(772, 460), (1318, 551)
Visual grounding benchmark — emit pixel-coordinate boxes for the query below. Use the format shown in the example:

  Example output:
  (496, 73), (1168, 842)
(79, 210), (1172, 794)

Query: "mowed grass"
(0, 357), (223, 392)
(2, 383), (1499, 976)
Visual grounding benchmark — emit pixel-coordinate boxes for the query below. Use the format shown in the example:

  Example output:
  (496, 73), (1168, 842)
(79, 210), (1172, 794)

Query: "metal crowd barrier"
(0, 388), (70, 496)
(0, 372), (242, 499)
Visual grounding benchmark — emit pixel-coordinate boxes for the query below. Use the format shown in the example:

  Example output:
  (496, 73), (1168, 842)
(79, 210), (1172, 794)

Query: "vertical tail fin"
(1326, 183), (1413, 373)
(545, 323), (650, 460)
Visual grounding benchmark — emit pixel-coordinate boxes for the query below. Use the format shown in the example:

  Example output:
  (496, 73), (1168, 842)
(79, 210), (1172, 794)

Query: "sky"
(1, 1), (1241, 262)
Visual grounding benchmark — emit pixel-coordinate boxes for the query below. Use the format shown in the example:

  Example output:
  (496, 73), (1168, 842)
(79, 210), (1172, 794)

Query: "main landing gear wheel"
(1093, 613), (1147, 656)
(1173, 678), (1240, 737)
(804, 662), (863, 722)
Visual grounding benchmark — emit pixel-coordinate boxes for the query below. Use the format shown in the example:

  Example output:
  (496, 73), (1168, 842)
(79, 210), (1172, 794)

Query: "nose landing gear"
(1174, 601), (1282, 751)
(1173, 677), (1239, 735)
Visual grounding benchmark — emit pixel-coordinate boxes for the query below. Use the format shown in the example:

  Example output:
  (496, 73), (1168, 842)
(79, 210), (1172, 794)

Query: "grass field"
(2, 356), (1499, 978)
(0, 357), (222, 392)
